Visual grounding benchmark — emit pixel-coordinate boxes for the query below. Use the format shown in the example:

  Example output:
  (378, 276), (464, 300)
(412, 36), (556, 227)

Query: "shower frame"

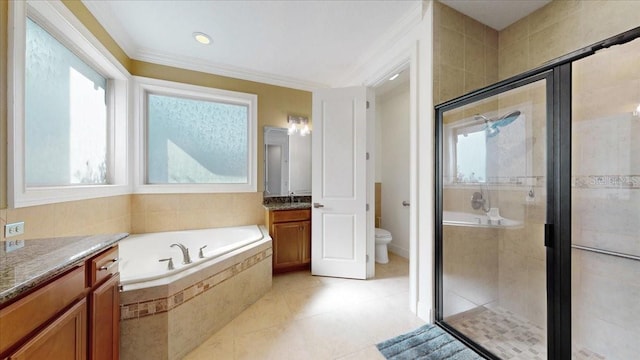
(434, 26), (640, 360)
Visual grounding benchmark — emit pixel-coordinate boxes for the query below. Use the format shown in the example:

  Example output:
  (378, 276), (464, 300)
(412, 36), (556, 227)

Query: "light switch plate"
(5, 221), (25, 238)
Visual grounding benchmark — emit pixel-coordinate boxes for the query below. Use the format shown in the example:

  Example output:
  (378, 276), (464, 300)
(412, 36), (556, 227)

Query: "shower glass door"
(437, 75), (550, 359)
(570, 37), (640, 359)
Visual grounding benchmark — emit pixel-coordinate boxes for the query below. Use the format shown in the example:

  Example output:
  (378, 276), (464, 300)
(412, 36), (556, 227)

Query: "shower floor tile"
(447, 306), (605, 360)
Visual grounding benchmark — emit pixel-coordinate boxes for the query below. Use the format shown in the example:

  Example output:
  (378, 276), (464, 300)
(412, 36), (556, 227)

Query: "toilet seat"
(375, 228), (392, 242)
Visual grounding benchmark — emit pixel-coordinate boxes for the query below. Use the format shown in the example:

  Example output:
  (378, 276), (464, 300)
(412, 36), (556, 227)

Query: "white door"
(311, 87), (369, 279)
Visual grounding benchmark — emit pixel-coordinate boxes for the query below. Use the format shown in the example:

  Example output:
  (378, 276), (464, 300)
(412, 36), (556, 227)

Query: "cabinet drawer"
(272, 209), (310, 223)
(89, 246), (119, 288)
(0, 266), (86, 356)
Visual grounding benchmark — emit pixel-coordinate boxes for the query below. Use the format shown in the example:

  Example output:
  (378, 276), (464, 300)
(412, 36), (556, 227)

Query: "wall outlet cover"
(4, 221), (25, 238)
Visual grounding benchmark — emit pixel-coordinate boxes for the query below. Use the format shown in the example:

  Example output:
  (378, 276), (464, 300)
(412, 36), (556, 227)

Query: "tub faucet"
(170, 243), (192, 264)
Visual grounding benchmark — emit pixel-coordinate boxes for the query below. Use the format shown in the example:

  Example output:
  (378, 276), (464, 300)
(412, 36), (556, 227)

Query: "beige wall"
(0, 1), (311, 240)
(433, 1), (499, 105)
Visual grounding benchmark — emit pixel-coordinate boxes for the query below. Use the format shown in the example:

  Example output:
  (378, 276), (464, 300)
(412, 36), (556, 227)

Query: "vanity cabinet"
(88, 246), (120, 360)
(8, 299), (87, 360)
(266, 209), (311, 273)
(0, 244), (120, 360)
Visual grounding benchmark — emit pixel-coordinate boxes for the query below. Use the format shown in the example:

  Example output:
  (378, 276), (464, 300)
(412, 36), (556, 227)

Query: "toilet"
(374, 228), (393, 264)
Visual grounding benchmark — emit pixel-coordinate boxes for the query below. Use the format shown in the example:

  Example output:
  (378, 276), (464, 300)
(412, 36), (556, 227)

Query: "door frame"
(364, 42), (420, 311)
(434, 26), (640, 359)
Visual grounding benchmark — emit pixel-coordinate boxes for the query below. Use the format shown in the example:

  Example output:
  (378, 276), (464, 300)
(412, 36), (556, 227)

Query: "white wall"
(377, 85), (411, 258)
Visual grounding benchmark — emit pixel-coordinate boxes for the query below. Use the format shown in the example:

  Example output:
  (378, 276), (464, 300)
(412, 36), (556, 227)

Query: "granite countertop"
(263, 202), (312, 211)
(0, 233), (128, 305)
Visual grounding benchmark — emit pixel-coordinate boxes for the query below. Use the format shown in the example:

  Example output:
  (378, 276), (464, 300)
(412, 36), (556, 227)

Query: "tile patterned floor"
(448, 306), (605, 360)
(184, 253), (425, 360)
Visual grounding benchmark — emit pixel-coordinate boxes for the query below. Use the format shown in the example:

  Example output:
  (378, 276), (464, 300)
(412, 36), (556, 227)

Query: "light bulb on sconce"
(287, 115), (310, 136)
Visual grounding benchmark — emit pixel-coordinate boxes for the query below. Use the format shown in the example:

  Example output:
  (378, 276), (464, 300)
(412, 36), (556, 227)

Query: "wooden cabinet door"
(89, 274), (120, 360)
(273, 222), (305, 270)
(9, 299), (87, 360)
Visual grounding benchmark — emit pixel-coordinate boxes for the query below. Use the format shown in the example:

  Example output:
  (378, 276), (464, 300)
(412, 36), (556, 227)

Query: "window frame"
(8, 0), (130, 208)
(133, 76), (258, 194)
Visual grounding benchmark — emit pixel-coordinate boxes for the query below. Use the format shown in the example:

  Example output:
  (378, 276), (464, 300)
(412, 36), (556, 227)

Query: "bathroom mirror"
(264, 126), (311, 196)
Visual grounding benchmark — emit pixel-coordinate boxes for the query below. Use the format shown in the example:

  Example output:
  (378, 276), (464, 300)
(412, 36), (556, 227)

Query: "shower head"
(475, 110), (521, 137)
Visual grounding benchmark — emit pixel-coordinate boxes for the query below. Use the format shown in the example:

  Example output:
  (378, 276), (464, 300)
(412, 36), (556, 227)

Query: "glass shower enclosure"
(437, 74), (551, 359)
(435, 27), (640, 360)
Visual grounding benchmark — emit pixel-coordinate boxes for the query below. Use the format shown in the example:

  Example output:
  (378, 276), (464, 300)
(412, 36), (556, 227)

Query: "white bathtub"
(443, 210), (522, 228)
(119, 225), (267, 287)
(119, 225), (273, 360)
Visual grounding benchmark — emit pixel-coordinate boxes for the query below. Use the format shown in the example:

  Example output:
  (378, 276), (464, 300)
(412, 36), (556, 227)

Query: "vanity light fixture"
(193, 32), (211, 45)
(389, 73), (400, 81)
(287, 115), (311, 136)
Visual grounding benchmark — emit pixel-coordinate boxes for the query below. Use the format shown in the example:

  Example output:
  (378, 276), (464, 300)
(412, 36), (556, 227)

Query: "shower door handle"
(402, 201), (410, 207)
(544, 223), (553, 247)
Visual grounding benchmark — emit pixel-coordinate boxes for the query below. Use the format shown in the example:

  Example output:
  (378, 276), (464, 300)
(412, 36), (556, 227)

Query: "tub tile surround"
(131, 193), (265, 234)
(119, 240), (272, 360)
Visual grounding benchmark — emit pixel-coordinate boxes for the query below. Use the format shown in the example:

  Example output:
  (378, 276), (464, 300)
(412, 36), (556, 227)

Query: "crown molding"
(133, 47), (328, 91)
(81, 0), (137, 58)
(83, 0), (327, 91)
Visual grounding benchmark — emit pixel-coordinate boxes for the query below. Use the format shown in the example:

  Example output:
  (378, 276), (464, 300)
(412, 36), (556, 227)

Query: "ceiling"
(83, 0), (550, 91)
(440, 0), (551, 31)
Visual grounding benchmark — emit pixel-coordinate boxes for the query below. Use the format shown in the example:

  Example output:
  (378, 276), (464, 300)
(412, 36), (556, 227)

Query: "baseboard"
(388, 244), (409, 259)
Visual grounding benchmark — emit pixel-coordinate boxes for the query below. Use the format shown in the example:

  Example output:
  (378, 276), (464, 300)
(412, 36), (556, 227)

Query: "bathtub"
(443, 210), (522, 228)
(118, 225), (273, 360)
(119, 225), (267, 287)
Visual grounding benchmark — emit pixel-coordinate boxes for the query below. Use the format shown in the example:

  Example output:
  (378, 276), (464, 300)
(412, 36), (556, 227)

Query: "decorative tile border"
(444, 176), (544, 187)
(573, 175), (640, 189)
(120, 247), (272, 320)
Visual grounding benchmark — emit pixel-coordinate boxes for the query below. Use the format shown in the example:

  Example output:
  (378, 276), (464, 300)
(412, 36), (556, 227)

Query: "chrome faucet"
(289, 192), (295, 203)
(170, 243), (192, 264)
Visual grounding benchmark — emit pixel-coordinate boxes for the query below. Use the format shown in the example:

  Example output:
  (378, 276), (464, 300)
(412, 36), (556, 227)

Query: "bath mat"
(376, 324), (483, 360)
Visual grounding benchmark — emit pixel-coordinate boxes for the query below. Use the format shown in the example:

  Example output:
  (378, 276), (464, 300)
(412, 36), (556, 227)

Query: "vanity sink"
(443, 211), (522, 229)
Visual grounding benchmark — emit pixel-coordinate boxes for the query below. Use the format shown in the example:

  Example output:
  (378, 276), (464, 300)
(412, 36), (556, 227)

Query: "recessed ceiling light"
(193, 32), (211, 45)
(389, 73), (400, 81)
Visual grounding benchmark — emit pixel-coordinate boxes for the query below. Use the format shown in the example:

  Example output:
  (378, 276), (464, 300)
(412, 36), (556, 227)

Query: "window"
(25, 18), (108, 186)
(9, 1), (129, 207)
(455, 127), (486, 183)
(135, 77), (257, 193)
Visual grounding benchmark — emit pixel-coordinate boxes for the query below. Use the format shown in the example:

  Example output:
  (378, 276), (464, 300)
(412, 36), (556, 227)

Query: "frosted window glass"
(25, 18), (108, 186)
(147, 94), (249, 184)
(456, 130), (486, 182)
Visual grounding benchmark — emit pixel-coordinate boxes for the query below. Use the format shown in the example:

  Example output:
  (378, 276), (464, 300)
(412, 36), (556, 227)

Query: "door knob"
(402, 201), (410, 207)
(313, 203), (325, 208)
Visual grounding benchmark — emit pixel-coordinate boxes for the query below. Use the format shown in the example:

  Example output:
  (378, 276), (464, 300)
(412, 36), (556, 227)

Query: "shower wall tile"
(433, 2), (498, 104)
(443, 226), (499, 317)
(498, 0), (640, 80)
(572, 250), (640, 359)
